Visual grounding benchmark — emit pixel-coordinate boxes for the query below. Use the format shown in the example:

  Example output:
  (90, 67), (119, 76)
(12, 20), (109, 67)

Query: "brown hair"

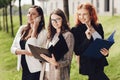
(21, 5), (45, 40)
(47, 8), (70, 40)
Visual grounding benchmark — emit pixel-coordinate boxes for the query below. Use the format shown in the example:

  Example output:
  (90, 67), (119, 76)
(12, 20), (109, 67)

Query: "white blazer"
(11, 25), (47, 73)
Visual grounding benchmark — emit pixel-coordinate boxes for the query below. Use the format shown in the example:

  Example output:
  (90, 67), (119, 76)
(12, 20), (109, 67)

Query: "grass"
(0, 15), (120, 80)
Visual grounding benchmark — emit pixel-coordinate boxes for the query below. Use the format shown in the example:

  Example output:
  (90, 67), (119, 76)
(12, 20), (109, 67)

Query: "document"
(28, 33), (69, 61)
(83, 30), (116, 59)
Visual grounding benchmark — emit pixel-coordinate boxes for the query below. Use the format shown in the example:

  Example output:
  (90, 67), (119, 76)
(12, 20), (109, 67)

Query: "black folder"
(28, 33), (69, 61)
(28, 44), (50, 62)
(83, 30), (116, 59)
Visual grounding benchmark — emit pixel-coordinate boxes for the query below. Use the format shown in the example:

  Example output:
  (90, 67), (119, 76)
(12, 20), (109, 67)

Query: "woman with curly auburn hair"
(71, 2), (110, 80)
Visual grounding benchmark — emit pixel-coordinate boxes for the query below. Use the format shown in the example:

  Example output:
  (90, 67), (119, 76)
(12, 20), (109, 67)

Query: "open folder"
(83, 30), (116, 59)
(28, 33), (69, 61)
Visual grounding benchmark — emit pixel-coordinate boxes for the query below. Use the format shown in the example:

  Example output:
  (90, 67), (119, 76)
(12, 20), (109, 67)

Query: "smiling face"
(51, 14), (62, 30)
(77, 8), (91, 24)
(27, 8), (39, 24)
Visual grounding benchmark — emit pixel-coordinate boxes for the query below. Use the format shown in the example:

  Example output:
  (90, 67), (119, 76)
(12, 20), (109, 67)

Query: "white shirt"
(92, 31), (102, 40)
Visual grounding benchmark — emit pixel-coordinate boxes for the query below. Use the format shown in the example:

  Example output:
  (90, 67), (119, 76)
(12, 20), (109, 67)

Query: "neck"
(56, 28), (61, 34)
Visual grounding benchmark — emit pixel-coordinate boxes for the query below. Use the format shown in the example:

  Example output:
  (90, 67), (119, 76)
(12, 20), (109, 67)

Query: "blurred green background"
(0, 15), (120, 80)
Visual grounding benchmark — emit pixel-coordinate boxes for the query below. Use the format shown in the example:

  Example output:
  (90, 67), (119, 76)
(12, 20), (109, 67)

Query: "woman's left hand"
(40, 54), (59, 66)
(100, 48), (109, 56)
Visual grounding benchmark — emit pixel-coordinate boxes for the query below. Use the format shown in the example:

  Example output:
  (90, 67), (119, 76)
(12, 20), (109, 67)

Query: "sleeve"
(71, 27), (93, 56)
(57, 32), (74, 68)
(97, 24), (104, 39)
(10, 26), (24, 54)
(26, 29), (47, 51)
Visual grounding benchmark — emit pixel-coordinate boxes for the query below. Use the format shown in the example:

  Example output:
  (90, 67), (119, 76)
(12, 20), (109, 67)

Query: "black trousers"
(22, 71), (40, 80)
(21, 55), (40, 80)
(88, 67), (109, 80)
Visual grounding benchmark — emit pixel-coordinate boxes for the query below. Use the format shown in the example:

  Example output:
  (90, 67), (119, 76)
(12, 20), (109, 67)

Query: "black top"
(20, 40), (30, 74)
(71, 24), (108, 75)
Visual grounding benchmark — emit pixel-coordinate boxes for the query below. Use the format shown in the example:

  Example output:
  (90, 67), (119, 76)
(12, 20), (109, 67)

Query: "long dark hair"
(21, 5), (45, 39)
(47, 8), (70, 40)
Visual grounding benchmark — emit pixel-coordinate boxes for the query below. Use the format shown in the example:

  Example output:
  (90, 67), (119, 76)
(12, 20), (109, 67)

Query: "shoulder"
(20, 25), (27, 29)
(40, 28), (47, 34)
(96, 23), (103, 29)
(64, 31), (73, 36)
(71, 24), (84, 33)
(71, 26), (78, 32)
(63, 31), (74, 39)
(16, 25), (27, 34)
(38, 28), (47, 37)
(18, 25), (27, 31)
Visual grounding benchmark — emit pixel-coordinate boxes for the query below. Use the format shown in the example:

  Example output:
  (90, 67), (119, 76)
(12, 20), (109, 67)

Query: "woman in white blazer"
(11, 5), (47, 80)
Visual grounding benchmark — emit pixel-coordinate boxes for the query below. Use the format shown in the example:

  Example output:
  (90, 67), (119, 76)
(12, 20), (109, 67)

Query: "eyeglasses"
(51, 18), (61, 23)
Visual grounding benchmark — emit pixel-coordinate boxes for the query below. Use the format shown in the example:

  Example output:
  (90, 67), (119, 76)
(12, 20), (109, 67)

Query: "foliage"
(0, 16), (120, 80)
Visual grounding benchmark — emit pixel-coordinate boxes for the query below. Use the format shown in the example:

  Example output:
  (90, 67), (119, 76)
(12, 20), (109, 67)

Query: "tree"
(112, 0), (114, 16)
(10, 1), (14, 37)
(19, 0), (22, 26)
(5, 5), (9, 33)
(32, 0), (35, 5)
(0, 0), (15, 33)
(63, 0), (69, 21)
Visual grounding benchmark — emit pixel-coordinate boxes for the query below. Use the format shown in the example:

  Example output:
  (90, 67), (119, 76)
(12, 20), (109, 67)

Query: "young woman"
(40, 8), (74, 80)
(11, 5), (47, 80)
(71, 3), (110, 80)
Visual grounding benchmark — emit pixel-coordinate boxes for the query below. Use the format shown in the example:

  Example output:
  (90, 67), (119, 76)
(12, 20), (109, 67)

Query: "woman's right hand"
(32, 16), (41, 31)
(31, 16), (41, 37)
(85, 28), (92, 39)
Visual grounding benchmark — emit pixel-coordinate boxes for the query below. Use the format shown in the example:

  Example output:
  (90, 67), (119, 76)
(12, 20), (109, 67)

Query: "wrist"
(55, 63), (59, 69)
(31, 30), (37, 37)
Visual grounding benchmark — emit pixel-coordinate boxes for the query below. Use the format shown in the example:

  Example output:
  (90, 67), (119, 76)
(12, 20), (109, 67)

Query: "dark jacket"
(71, 23), (108, 75)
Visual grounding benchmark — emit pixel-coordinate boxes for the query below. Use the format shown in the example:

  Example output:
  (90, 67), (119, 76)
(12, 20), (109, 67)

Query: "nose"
(27, 14), (32, 18)
(79, 15), (84, 19)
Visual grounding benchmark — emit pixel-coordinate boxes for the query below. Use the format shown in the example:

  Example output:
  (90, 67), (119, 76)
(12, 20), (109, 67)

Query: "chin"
(81, 22), (86, 24)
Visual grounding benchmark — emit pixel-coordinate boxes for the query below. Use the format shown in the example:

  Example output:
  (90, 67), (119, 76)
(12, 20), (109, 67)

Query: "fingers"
(100, 48), (109, 56)
(51, 54), (56, 60)
(40, 54), (50, 61)
(85, 29), (92, 39)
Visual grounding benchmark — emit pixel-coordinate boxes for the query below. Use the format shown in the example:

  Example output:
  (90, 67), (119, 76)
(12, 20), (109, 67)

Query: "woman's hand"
(85, 28), (92, 39)
(16, 49), (32, 56)
(40, 54), (59, 67)
(22, 50), (32, 56)
(31, 16), (41, 37)
(85, 22), (95, 39)
(33, 16), (41, 31)
(100, 48), (109, 56)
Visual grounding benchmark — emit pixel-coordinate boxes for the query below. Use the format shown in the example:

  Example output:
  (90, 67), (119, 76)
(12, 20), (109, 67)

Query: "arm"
(40, 32), (74, 68)
(10, 26), (23, 55)
(56, 32), (74, 68)
(71, 27), (92, 55)
(10, 25), (31, 55)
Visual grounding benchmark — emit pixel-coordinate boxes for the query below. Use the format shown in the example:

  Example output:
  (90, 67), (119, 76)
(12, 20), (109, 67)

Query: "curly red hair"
(75, 2), (98, 26)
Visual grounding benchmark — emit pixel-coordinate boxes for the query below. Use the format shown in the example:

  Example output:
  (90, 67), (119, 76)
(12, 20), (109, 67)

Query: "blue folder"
(83, 30), (116, 59)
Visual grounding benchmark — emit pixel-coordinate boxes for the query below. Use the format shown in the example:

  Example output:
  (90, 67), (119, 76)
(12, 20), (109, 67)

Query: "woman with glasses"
(11, 5), (47, 80)
(40, 8), (74, 80)
(71, 2), (109, 80)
